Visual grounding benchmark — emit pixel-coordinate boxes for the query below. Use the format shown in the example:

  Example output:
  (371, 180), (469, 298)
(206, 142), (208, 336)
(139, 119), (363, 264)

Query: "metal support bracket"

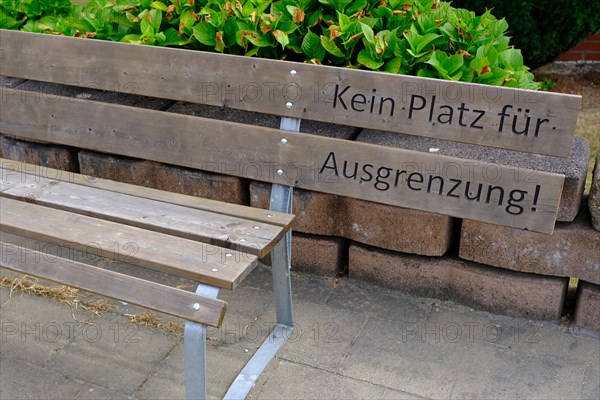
(222, 116), (300, 399)
(184, 284), (220, 400)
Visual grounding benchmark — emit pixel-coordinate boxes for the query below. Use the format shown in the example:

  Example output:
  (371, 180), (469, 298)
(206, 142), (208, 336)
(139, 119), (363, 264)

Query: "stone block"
(589, 150), (600, 231)
(250, 181), (454, 255)
(349, 243), (568, 320)
(575, 281), (600, 333)
(0, 75), (25, 88)
(291, 233), (347, 276)
(250, 181), (341, 236)
(459, 204), (600, 285)
(358, 130), (590, 222)
(78, 151), (248, 204)
(15, 79), (174, 109)
(0, 136), (79, 171)
(344, 198), (455, 256)
(166, 102), (357, 139)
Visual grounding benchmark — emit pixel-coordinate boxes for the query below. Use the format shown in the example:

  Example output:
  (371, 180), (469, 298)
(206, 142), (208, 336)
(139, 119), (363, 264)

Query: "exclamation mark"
(531, 185), (541, 212)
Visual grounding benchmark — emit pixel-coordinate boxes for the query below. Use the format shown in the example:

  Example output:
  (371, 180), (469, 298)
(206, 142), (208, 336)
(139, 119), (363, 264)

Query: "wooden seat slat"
(0, 242), (227, 327)
(0, 167), (285, 258)
(0, 198), (257, 290)
(0, 159), (295, 230)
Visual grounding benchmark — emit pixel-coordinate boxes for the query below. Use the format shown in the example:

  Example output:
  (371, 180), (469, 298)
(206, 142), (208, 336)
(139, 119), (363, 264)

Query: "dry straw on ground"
(0, 275), (183, 335)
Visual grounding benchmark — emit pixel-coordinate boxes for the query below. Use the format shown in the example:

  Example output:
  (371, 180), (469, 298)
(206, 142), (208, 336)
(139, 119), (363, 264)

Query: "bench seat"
(0, 159), (296, 399)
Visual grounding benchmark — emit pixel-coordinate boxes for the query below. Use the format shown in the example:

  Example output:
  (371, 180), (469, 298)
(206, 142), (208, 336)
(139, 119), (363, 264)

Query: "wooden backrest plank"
(1, 241), (227, 327)
(0, 198), (257, 290)
(1, 91), (564, 233)
(0, 159), (294, 230)
(0, 167), (285, 258)
(0, 30), (580, 157)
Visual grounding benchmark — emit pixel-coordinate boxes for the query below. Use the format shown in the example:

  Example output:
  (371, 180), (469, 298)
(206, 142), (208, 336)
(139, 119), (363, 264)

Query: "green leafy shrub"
(451, 0), (600, 68)
(0, 0), (541, 89)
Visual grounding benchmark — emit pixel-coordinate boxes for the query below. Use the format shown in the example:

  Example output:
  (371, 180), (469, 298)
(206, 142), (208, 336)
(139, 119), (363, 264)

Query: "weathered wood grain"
(0, 198), (258, 289)
(1, 91), (564, 233)
(0, 166), (285, 258)
(0, 241), (227, 327)
(0, 159), (294, 230)
(0, 30), (580, 157)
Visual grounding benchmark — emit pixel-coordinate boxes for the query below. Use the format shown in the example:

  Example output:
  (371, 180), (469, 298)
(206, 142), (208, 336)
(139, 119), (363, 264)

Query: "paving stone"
(277, 302), (367, 372)
(249, 360), (388, 400)
(74, 384), (131, 400)
(0, 356), (84, 400)
(291, 233), (347, 276)
(1, 136), (79, 171)
(45, 312), (176, 394)
(166, 102), (357, 139)
(583, 365), (600, 400)
(424, 306), (600, 365)
(0, 285), (83, 366)
(136, 343), (253, 400)
(326, 278), (431, 323)
(350, 243), (568, 320)
(590, 150), (600, 231)
(358, 130), (590, 222)
(338, 316), (466, 399)
(449, 344), (588, 400)
(250, 181), (454, 255)
(575, 281), (600, 333)
(78, 150), (248, 204)
(459, 204), (600, 285)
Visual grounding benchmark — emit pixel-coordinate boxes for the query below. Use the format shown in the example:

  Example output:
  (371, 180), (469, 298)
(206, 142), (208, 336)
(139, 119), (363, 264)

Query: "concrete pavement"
(1, 263), (599, 399)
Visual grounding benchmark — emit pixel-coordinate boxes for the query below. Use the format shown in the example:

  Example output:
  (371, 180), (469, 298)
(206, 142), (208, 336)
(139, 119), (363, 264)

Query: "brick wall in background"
(557, 32), (600, 61)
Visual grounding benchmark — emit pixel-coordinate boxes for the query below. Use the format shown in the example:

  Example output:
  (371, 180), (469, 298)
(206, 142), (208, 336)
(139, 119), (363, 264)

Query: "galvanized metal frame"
(184, 284), (220, 400)
(184, 117), (299, 400)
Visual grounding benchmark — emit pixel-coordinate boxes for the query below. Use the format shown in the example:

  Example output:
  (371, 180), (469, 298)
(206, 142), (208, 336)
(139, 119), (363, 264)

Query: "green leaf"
(193, 22), (216, 46)
(426, 50), (463, 80)
(337, 12), (352, 32)
(120, 34), (142, 44)
(346, 0), (368, 16)
(302, 30), (326, 61)
(0, 10), (22, 29)
(360, 22), (375, 44)
(320, 36), (345, 58)
(274, 30), (289, 49)
(469, 56), (491, 78)
(245, 47), (260, 57)
(150, 2), (168, 12)
(499, 48), (524, 70)
(164, 28), (190, 47)
(357, 49), (384, 70)
(384, 56), (402, 74)
(404, 26), (441, 58)
(247, 32), (272, 48)
(223, 17), (239, 47)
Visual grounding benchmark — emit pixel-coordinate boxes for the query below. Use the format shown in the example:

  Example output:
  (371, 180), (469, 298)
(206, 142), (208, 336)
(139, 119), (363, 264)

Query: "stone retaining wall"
(1, 77), (598, 333)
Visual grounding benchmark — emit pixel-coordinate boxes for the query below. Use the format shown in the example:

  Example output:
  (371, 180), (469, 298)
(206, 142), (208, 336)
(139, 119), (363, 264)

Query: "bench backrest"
(0, 30), (582, 234)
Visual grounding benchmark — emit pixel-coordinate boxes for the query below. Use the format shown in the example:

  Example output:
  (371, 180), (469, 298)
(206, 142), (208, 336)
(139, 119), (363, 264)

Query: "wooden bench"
(0, 29), (582, 398)
(0, 158), (296, 399)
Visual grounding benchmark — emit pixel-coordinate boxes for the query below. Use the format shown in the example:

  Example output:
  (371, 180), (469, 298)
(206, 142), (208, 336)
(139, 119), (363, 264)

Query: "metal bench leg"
(184, 284), (220, 400)
(269, 116), (299, 327)
(223, 118), (298, 399)
(269, 184), (294, 327)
